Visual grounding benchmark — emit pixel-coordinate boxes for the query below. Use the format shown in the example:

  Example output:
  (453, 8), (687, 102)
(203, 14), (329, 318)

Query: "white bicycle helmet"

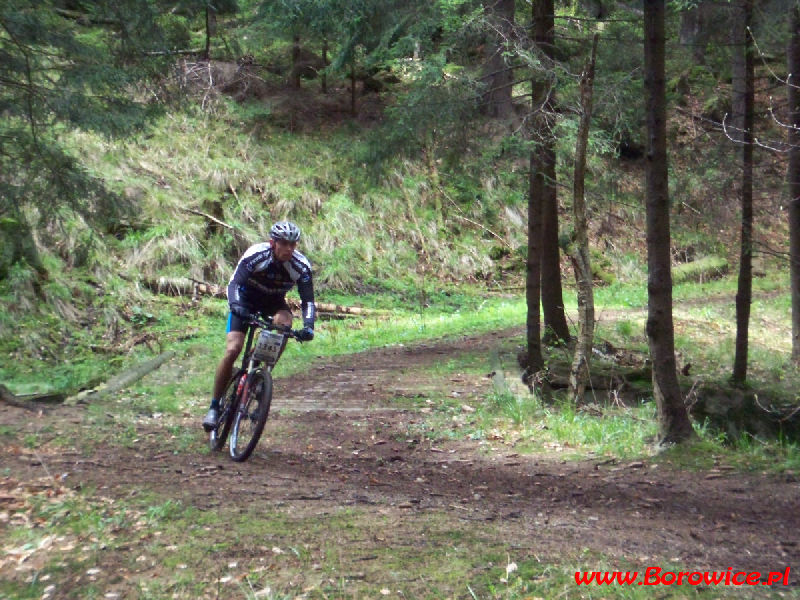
(269, 220), (301, 242)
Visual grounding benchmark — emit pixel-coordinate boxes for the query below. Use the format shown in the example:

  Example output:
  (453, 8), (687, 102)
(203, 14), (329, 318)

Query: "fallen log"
(688, 384), (800, 443)
(0, 384), (56, 412)
(141, 277), (226, 299)
(141, 276), (389, 317)
(672, 256), (728, 284)
(287, 299), (389, 317)
(66, 350), (176, 405)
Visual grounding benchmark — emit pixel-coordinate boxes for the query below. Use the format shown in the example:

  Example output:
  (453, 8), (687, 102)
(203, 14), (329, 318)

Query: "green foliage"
(615, 319), (636, 339)
(590, 15), (646, 153)
(0, 0), (174, 281)
(590, 247), (617, 285)
(358, 54), (479, 169)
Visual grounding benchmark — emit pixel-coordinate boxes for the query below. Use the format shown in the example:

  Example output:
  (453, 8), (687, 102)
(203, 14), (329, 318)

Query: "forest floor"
(1, 328), (799, 598)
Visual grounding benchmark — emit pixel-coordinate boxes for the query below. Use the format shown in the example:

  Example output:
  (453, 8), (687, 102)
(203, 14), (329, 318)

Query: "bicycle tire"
(229, 369), (272, 462)
(208, 370), (243, 451)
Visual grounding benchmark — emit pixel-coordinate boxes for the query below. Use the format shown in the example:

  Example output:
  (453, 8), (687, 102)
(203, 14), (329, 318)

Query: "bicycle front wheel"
(209, 370), (243, 452)
(229, 369), (272, 462)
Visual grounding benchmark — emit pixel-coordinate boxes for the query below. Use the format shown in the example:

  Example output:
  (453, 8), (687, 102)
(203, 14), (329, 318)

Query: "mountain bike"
(208, 314), (302, 462)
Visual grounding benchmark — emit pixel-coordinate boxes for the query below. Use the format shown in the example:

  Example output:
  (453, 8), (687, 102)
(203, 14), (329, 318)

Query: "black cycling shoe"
(202, 408), (218, 431)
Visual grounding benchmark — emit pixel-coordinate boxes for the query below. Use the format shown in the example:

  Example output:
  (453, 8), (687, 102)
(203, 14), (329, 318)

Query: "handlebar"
(244, 313), (304, 340)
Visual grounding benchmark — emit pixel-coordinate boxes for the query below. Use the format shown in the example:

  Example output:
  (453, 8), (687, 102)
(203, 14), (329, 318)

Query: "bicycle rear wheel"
(209, 370), (243, 451)
(229, 369), (272, 462)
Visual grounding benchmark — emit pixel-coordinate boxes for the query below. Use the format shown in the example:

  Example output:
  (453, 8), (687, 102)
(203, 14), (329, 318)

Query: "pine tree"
(0, 0), (166, 276)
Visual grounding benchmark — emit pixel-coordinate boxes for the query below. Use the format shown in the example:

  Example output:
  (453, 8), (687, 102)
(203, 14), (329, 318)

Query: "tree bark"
(526, 147), (544, 378)
(66, 351), (177, 405)
(322, 38), (329, 94)
(732, 0), (754, 384)
(569, 34), (599, 403)
(350, 62), (357, 115)
(292, 34), (302, 89)
(643, 0), (695, 444)
(788, 4), (800, 363)
(535, 0), (571, 345)
(204, 3), (212, 60)
(481, 0), (516, 118)
(678, 1), (714, 64)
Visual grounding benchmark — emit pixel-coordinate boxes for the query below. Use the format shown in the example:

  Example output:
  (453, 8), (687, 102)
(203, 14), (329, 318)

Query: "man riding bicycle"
(203, 220), (315, 431)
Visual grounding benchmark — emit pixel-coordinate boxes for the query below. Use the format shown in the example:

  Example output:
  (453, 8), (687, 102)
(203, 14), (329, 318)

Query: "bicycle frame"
(239, 316), (291, 372)
(222, 315), (300, 460)
(210, 312), (303, 460)
(233, 316), (293, 417)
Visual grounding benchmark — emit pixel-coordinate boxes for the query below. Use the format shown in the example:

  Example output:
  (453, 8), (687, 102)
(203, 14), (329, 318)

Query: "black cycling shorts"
(226, 296), (292, 333)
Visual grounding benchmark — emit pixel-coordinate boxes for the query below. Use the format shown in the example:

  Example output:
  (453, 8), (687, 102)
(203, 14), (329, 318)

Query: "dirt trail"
(2, 329), (799, 595)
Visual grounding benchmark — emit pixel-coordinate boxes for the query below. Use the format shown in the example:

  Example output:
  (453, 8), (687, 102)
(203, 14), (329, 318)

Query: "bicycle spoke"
(230, 369), (272, 462)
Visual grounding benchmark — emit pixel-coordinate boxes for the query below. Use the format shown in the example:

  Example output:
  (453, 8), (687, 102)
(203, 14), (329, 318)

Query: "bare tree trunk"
(678, 1), (714, 64)
(322, 38), (329, 94)
(535, 0), (571, 345)
(790, 4), (800, 363)
(732, 0), (754, 384)
(350, 62), (357, 115)
(526, 147), (544, 379)
(424, 142), (445, 231)
(204, 3), (212, 59)
(0, 215), (47, 297)
(569, 34), (599, 403)
(291, 34), (301, 89)
(643, 0), (695, 445)
(481, 0), (516, 118)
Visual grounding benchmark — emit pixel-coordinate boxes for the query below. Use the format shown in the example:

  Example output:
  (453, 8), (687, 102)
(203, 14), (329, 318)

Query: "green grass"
(6, 483), (788, 600)
(656, 428), (800, 474)
(3, 275), (800, 599)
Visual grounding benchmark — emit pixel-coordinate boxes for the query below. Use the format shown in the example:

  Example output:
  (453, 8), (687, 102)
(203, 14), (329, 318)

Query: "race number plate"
(253, 330), (284, 364)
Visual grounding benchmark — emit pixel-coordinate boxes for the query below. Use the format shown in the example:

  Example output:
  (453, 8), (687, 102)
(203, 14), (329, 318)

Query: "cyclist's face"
(271, 238), (297, 261)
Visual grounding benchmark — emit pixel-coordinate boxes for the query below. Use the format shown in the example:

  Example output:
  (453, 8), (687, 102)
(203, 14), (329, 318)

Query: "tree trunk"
(291, 34), (302, 89)
(350, 62), (357, 115)
(0, 215), (47, 296)
(526, 147), (544, 378)
(424, 144), (445, 231)
(790, 4), (800, 363)
(322, 38), (329, 94)
(678, 1), (714, 64)
(67, 351), (177, 405)
(732, 0), (754, 384)
(569, 34), (599, 403)
(481, 0), (516, 118)
(535, 0), (571, 345)
(643, 0), (695, 444)
(204, 2), (217, 60)
(204, 4), (211, 59)
(541, 152), (570, 344)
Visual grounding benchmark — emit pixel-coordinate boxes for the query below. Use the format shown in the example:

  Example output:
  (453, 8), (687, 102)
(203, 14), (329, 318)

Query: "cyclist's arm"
(227, 244), (275, 309)
(297, 275), (316, 329)
(227, 264), (250, 309)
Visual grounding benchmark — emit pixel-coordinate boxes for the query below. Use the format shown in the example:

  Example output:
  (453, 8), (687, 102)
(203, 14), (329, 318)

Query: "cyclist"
(202, 220), (316, 431)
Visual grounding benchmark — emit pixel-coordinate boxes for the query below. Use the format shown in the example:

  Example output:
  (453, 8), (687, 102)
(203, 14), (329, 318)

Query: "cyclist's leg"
(273, 309), (293, 328)
(212, 330), (245, 399)
(265, 294), (293, 328)
(267, 297), (293, 362)
(204, 313), (246, 429)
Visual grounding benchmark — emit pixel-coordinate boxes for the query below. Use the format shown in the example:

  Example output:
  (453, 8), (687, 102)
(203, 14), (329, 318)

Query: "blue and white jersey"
(227, 242), (316, 327)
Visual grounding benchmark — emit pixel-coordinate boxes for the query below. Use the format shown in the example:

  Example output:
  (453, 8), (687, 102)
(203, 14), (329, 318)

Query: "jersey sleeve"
(297, 273), (316, 329)
(226, 248), (258, 307)
(227, 266), (247, 307)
